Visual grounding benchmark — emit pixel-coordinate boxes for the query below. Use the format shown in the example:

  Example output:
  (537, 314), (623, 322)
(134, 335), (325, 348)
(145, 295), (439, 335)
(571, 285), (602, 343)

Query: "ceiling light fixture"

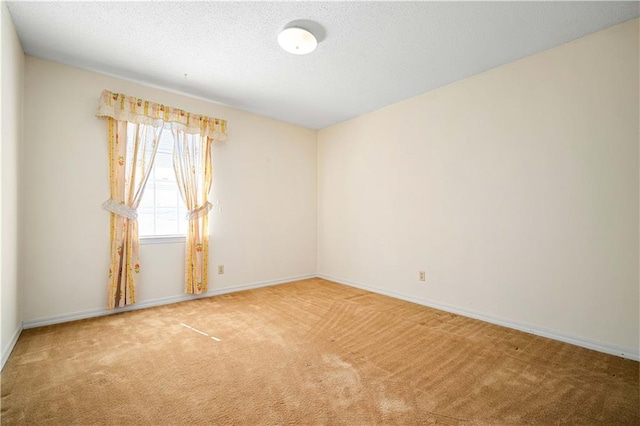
(278, 27), (317, 55)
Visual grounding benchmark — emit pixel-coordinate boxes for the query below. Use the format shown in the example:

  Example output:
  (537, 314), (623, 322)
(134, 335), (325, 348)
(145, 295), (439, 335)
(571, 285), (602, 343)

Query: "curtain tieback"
(187, 202), (213, 220)
(102, 199), (138, 219)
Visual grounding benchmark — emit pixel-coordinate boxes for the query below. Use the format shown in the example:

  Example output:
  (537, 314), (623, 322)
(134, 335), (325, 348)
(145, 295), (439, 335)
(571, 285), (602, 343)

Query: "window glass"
(126, 123), (187, 237)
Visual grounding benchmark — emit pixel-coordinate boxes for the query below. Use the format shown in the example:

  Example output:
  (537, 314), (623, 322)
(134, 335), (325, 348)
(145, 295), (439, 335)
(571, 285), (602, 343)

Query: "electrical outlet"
(419, 271), (426, 282)
(218, 265), (224, 274)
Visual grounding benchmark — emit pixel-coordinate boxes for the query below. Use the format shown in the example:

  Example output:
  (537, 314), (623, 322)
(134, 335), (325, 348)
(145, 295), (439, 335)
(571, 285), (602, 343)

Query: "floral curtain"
(97, 90), (227, 308)
(172, 128), (213, 294)
(102, 119), (162, 308)
(97, 90), (227, 140)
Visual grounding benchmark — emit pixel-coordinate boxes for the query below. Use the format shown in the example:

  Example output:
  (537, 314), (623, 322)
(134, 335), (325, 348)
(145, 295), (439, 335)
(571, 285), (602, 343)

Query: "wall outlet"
(218, 265), (224, 274)
(419, 271), (426, 282)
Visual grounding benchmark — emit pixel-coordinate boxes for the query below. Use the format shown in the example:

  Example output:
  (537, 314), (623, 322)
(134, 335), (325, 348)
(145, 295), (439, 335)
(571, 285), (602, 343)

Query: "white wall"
(21, 57), (317, 324)
(318, 19), (639, 357)
(1, 2), (24, 367)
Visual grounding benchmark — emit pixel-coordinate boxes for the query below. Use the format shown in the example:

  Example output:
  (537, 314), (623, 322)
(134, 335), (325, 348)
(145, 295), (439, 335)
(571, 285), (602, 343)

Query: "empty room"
(1, 1), (638, 424)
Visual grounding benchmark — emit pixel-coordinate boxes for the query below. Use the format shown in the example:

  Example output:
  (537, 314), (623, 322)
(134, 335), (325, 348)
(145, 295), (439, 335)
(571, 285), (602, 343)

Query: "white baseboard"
(206, 274), (316, 297)
(19, 272), (638, 362)
(1, 324), (23, 371)
(318, 273), (640, 362)
(22, 274), (316, 329)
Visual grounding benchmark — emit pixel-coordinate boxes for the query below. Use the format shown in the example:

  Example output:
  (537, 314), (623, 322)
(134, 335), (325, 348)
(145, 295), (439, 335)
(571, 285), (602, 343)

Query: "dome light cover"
(278, 27), (317, 55)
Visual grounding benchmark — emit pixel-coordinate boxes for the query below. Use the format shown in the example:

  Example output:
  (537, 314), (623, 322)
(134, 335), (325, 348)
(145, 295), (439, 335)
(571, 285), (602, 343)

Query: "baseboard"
(20, 272), (638, 362)
(205, 274), (317, 297)
(1, 324), (23, 371)
(23, 274), (316, 329)
(318, 273), (640, 362)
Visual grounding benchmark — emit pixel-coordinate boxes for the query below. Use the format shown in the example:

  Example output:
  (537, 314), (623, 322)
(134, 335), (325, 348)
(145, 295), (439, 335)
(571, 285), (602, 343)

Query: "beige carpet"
(1, 278), (638, 425)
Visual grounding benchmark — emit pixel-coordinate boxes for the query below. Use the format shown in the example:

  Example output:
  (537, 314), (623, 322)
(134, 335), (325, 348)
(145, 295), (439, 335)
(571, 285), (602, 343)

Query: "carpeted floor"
(1, 278), (638, 425)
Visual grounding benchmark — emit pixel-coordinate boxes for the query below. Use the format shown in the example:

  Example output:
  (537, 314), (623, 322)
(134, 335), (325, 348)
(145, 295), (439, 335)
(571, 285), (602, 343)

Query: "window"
(128, 124), (188, 241)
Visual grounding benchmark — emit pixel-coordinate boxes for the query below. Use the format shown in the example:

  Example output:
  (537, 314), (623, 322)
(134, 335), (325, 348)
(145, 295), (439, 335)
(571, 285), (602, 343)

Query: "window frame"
(139, 235), (186, 245)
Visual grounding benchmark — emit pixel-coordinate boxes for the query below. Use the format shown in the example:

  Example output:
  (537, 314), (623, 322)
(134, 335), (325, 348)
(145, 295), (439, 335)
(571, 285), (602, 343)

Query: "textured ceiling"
(6, 1), (639, 130)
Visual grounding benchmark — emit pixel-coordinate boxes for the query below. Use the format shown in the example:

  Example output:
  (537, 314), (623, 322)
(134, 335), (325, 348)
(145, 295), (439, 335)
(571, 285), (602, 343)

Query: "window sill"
(140, 235), (186, 245)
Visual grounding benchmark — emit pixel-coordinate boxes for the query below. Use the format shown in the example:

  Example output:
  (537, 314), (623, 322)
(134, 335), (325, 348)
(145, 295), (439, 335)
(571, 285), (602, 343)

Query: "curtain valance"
(96, 90), (227, 141)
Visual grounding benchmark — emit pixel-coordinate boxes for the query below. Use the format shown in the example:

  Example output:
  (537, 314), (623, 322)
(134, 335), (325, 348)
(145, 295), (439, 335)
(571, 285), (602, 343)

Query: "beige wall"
(1, 2), (24, 367)
(318, 19), (639, 357)
(21, 57), (317, 323)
